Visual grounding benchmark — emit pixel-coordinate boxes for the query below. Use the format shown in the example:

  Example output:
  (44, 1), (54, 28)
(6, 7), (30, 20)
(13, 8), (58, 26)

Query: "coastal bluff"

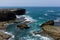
(41, 20), (60, 40)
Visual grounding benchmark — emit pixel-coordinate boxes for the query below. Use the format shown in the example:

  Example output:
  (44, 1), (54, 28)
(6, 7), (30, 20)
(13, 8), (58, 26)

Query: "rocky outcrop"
(41, 20), (60, 40)
(17, 23), (30, 29)
(0, 8), (26, 22)
(0, 31), (11, 40)
(41, 20), (54, 27)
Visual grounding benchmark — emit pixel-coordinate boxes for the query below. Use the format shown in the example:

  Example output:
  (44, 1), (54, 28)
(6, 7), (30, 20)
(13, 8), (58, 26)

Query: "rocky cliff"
(0, 8), (25, 22)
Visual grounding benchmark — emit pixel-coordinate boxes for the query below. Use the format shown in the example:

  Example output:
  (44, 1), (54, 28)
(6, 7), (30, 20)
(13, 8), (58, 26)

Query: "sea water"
(6, 7), (60, 40)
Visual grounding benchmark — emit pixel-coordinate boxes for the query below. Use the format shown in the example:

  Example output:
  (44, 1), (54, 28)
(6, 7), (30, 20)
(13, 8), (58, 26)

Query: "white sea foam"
(47, 10), (55, 12)
(16, 15), (24, 18)
(16, 15), (37, 22)
(20, 32), (54, 40)
(40, 36), (54, 40)
(30, 32), (54, 40)
(23, 15), (37, 22)
(44, 13), (48, 16)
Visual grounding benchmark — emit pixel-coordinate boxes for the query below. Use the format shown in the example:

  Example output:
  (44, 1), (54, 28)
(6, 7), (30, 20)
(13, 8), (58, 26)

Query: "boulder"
(17, 23), (30, 29)
(41, 20), (60, 40)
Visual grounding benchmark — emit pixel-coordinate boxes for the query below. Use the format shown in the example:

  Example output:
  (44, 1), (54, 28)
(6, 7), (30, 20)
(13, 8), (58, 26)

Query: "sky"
(0, 0), (60, 7)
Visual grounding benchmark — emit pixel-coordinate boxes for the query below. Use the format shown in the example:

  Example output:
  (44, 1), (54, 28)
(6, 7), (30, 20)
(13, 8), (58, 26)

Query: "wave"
(31, 32), (54, 40)
(22, 15), (37, 22)
(16, 15), (37, 22)
(47, 10), (55, 12)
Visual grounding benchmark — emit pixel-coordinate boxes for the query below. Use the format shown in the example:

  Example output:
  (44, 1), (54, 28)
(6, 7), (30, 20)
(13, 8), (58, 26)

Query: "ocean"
(6, 7), (60, 40)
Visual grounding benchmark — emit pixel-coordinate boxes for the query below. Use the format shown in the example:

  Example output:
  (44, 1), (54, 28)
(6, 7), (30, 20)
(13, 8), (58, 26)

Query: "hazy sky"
(0, 0), (59, 7)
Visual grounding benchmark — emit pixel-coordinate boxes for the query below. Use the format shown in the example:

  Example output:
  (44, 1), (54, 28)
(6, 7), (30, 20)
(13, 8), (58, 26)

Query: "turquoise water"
(6, 7), (60, 40)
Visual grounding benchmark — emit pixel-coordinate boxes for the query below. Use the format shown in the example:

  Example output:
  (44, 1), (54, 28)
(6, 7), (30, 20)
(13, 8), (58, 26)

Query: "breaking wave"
(16, 15), (37, 22)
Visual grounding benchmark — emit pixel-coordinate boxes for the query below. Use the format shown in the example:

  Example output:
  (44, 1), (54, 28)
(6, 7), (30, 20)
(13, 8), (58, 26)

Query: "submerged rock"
(41, 20), (60, 40)
(17, 23), (30, 29)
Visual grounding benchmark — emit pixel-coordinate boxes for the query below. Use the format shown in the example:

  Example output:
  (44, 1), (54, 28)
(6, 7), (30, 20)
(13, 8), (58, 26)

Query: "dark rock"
(0, 11), (16, 21)
(14, 9), (26, 15)
(41, 20), (54, 27)
(17, 23), (30, 29)
(0, 8), (26, 22)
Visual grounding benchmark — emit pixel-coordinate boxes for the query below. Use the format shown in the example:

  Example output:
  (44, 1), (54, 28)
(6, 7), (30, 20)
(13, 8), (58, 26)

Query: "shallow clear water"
(6, 7), (60, 40)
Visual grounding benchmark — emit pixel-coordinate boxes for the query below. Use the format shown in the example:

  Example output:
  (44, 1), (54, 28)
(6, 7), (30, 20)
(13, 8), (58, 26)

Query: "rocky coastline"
(0, 8), (26, 40)
(0, 8), (60, 40)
